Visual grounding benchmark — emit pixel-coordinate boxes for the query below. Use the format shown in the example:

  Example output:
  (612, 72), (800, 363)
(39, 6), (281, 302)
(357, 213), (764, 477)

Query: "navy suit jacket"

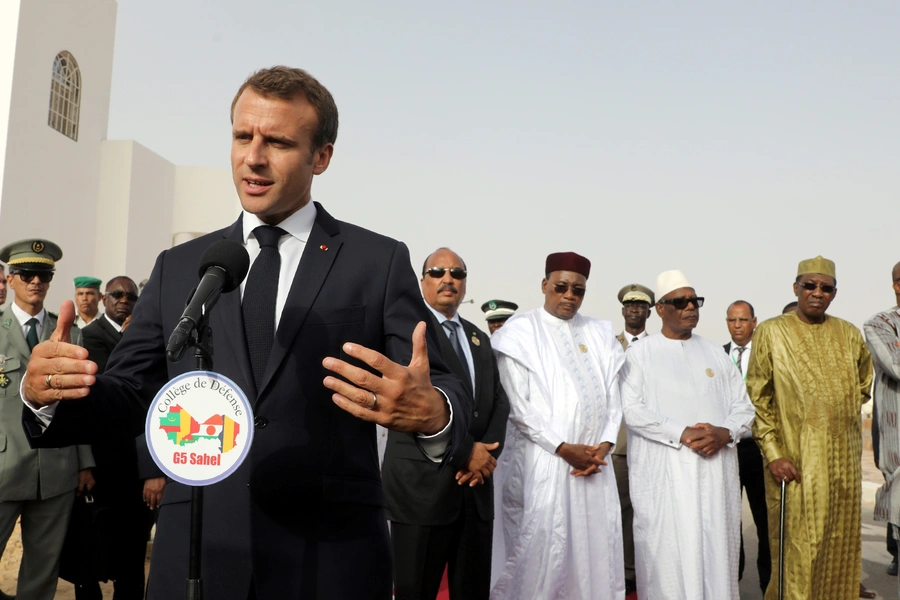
(23, 204), (472, 599)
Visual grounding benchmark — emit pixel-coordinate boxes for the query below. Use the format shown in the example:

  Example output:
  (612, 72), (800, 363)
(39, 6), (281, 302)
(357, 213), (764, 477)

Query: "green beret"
(74, 276), (102, 289)
(0, 239), (62, 272)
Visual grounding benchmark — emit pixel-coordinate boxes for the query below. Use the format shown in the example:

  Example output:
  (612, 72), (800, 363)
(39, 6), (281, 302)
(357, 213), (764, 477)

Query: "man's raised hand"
(322, 321), (450, 435)
(23, 300), (98, 406)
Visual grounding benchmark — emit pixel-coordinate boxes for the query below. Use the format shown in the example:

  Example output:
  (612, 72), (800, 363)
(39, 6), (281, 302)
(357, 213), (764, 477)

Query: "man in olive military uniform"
(0, 239), (95, 600)
(480, 299), (518, 335)
(613, 283), (655, 595)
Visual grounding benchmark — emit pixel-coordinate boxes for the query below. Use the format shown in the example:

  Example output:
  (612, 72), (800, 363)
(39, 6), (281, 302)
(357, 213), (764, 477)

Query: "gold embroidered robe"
(747, 312), (872, 600)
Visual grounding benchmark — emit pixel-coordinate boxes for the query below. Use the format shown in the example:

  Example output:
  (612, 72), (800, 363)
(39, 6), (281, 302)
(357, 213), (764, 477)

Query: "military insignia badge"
(488, 301), (497, 310)
(32, 241), (44, 253)
(3, 319), (11, 327)
(471, 334), (480, 346)
(0, 374), (9, 388)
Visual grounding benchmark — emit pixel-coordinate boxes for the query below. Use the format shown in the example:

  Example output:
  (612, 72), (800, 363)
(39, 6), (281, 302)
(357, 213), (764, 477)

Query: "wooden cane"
(779, 478), (786, 600)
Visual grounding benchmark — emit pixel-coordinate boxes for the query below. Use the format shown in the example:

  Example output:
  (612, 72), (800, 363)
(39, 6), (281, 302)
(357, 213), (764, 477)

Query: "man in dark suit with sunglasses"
(383, 248), (509, 600)
(65, 276), (158, 600)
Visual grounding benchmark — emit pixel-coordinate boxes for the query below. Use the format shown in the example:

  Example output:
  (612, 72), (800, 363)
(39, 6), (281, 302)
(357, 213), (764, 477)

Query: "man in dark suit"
(384, 248), (509, 600)
(723, 299), (769, 594)
(19, 66), (471, 600)
(68, 276), (157, 600)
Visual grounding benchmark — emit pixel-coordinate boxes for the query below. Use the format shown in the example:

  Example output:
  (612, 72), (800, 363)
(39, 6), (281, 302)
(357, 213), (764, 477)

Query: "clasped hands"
(456, 441), (500, 487)
(681, 423), (731, 458)
(557, 442), (613, 477)
(25, 302), (451, 436)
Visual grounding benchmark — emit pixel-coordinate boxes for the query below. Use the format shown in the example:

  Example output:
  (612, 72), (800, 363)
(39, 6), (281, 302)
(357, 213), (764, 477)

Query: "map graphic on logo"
(146, 371), (253, 486)
(158, 405), (241, 453)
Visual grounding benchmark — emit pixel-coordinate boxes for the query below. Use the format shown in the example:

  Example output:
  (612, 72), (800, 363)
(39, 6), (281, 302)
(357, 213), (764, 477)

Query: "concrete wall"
(172, 165), (240, 236)
(0, 0), (117, 310)
(0, 0), (23, 215)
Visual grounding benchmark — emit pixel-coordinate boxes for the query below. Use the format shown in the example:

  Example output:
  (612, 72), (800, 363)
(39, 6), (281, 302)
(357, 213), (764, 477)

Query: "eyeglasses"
(659, 297), (704, 310)
(108, 290), (138, 302)
(13, 270), (53, 284)
(424, 267), (467, 280)
(798, 281), (836, 294)
(552, 283), (586, 297)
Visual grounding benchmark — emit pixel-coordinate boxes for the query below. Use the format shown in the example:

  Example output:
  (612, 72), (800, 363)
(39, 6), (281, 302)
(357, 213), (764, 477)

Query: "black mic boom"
(166, 239), (251, 362)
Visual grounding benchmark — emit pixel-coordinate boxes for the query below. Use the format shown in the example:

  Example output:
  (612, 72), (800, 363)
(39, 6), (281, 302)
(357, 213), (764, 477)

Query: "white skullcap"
(655, 270), (693, 301)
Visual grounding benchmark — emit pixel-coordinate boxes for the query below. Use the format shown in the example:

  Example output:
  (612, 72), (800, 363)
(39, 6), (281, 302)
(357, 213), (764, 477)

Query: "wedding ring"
(46, 374), (53, 388)
(371, 392), (378, 409)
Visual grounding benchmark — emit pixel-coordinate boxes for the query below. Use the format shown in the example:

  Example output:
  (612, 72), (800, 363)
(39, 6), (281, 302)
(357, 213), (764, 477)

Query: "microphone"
(166, 239), (250, 362)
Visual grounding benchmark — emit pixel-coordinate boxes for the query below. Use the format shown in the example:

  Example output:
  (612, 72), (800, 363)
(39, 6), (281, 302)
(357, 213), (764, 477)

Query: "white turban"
(655, 270), (693, 301)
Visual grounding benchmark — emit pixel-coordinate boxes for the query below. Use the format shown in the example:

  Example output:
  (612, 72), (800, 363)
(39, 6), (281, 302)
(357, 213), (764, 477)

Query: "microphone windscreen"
(197, 240), (251, 293)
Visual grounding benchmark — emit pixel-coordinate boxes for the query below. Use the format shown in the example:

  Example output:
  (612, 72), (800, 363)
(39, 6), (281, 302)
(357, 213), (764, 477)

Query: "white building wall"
(95, 139), (176, 287)
(0, 0), (23, 213)
(0, 0), (117, 311)
(172, 165), (240, 237)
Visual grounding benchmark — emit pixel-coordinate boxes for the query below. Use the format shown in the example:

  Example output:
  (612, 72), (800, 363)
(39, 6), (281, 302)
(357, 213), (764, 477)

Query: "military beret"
(73, 276), (102, 289)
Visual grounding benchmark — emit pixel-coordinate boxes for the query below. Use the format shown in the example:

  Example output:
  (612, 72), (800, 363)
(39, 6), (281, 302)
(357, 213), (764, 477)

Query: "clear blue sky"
(107, 1), (900, 339)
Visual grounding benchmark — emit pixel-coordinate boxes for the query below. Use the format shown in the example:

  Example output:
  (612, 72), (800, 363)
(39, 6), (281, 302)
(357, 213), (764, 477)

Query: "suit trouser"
(737, 438), (771, 593)
(74, 490), (153, 600)
(391, 489), (492, 600)
(0, 490), (75, 600)
(612, 454), (635, 587)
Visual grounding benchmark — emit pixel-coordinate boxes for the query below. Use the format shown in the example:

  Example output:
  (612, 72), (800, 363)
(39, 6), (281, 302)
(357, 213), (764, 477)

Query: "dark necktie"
(25, 318), (40, 351)
(631, 336), (639, 343)
(735, 346), (745, 374)
(442, 321), (472, 393)
(242, 226), (286, 390)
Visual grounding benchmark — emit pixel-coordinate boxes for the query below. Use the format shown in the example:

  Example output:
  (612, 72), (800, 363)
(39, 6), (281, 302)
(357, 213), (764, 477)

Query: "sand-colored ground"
(0, 521), (148, 600)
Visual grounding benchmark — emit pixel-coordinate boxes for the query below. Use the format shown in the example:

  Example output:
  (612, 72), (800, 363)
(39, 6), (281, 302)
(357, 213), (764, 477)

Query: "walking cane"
(778, 478), (786, 600)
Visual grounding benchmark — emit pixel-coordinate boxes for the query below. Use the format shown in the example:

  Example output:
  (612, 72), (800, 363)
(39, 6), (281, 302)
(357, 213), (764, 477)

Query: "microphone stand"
(182, 314), (214, 600)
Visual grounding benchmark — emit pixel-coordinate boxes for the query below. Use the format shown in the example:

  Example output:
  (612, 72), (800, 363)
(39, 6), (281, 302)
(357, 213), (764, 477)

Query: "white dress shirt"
(729, 340), (752, 378)
(103, 312), (123, 333)
(621, 329), (649, 345)
(11, 303), (46, 340)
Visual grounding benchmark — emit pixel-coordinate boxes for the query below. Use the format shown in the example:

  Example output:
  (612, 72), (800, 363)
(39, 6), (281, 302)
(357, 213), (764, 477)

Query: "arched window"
(47, 51), (81, 141)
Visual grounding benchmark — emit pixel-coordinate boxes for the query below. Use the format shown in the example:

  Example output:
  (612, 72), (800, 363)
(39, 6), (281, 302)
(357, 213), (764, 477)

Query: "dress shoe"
(889, 556), (898, 576)
(859, 583), (876, 598)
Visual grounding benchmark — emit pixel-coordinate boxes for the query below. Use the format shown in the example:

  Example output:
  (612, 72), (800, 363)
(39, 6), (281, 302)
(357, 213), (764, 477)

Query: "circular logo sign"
(145, 371), (254, 486)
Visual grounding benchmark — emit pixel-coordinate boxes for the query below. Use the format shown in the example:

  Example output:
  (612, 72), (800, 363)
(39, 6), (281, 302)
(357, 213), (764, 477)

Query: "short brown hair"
(230, 66), (339, 151)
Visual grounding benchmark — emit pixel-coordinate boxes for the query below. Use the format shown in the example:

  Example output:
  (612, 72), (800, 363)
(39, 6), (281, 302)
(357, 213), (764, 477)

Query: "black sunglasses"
(659, 297), (704, 310)
(13, 270), (53, 284)
(108, 290), (138, 302)
(799, 281), (836, 294)
(424, 267), (467, 280)
(552, 283), (586, 298)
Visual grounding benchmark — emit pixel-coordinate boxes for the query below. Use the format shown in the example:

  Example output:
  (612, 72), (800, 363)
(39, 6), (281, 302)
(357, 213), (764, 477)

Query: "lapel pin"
(579, 344), (588, 353)
(319, 245), (328, 251)
(3, 319), (10, 327)
(471, 334), (480, 346)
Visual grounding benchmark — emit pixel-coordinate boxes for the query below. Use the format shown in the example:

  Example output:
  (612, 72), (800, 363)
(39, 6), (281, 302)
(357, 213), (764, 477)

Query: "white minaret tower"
(0, 0), (117, 300)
